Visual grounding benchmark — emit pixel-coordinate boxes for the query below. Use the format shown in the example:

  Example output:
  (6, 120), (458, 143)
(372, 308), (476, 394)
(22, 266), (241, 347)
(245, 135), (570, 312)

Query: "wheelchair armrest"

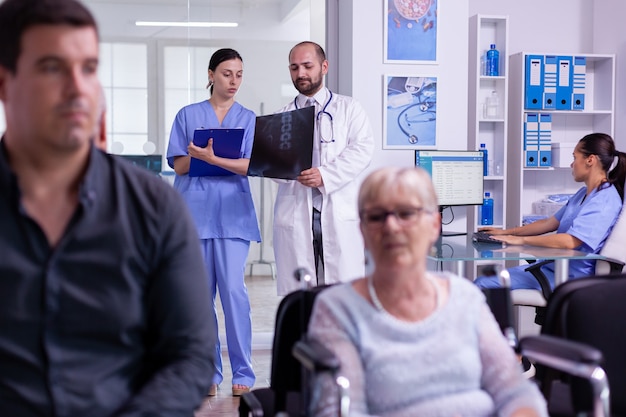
(519, 335), (603, 366)
(519, 335), (610, 417)
(524, 260), (555, 301)
(293, 339), (340, 373)
(293, 340), (351, 417)
(239, 391), (265, 417)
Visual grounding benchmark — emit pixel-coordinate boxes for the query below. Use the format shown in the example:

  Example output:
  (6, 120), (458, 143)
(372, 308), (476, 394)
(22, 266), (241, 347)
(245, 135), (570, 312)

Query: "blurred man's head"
(0, 0), (101, 155)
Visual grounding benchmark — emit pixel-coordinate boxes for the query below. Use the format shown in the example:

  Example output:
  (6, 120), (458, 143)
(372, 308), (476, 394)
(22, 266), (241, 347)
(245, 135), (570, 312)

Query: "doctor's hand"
(297, 168), (324, 188)
(188, 139), (216, 164)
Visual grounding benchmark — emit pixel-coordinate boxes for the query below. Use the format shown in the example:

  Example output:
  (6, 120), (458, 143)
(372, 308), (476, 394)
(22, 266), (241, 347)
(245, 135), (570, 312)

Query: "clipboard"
(189, 128), (244, 177)
(247, 106), (314, 180)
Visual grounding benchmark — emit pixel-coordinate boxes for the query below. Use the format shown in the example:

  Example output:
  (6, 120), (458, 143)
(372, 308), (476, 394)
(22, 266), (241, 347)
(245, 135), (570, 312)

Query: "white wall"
(335, 0), (470, 232)
(469, 0), (594, 54)
(337, 1), (469, 168)
(592, 0), (626, 147)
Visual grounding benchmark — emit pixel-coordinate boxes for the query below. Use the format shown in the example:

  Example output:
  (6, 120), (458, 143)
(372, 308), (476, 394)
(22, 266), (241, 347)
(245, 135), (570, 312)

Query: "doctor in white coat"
(273, 41), (374, 295)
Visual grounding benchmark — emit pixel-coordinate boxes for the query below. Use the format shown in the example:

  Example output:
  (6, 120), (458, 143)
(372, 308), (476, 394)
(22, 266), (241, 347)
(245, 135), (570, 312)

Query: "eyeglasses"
(317, 110), (335, 143)
(360, 206), (428, 228)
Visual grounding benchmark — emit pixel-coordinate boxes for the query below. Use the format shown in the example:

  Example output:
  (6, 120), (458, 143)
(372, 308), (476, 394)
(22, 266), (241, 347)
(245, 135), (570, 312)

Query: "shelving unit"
(467, 14), (509, 278)
(507, 52), (615, 227)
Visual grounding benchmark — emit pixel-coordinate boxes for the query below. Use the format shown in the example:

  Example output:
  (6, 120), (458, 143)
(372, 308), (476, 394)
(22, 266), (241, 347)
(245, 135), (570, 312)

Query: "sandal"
(232, 384), (251, 396)
(207, 383), (218, 397)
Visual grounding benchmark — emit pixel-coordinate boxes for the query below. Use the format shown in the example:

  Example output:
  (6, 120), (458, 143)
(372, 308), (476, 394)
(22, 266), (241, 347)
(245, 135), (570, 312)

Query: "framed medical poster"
(383, 75), (437, 149)
(384, 0), (438, 63)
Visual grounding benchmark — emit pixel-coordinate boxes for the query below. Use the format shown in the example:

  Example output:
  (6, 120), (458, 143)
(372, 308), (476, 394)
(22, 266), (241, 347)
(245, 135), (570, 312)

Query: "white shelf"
(468, 15), (509, 229)
(467, 14), (509, 279)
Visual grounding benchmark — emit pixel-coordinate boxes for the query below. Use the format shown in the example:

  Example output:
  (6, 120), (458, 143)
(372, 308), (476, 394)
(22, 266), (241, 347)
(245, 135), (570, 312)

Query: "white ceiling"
(83, 0), (310, 41)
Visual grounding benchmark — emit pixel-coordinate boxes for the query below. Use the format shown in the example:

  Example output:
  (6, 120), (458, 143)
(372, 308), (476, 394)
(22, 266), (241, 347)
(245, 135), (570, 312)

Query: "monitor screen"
(414, 150), (484, 207)
(117, 154), (163, 175)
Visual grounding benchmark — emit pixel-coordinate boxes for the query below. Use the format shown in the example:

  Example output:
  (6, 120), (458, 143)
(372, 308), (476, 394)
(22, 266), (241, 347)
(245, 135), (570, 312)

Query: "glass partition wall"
(84, 0), (315, 158)
(83, 0), (322, 345)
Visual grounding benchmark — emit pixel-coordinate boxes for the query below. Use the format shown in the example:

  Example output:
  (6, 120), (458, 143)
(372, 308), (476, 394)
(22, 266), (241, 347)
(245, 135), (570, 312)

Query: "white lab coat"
(273, 88), (374, 295)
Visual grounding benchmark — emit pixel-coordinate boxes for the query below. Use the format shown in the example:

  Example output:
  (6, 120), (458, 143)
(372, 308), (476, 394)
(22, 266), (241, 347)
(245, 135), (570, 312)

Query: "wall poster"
(384, 75), (438, 149)
(384, 0), (438, 63)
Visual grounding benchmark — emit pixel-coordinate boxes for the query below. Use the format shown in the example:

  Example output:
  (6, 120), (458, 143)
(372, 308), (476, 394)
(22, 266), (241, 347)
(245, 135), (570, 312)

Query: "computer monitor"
(117, 154), (163, 175)
(415, 150), (484, 235)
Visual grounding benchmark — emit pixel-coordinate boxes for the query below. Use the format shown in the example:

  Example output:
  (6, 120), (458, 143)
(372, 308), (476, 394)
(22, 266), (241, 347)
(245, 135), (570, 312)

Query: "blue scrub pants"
(201, 238), (255, 387)
(474, 263), (555, 290)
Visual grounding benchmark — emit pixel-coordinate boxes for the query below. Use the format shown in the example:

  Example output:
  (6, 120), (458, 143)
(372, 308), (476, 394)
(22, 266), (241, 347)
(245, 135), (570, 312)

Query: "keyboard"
(472, 231), (505, 247)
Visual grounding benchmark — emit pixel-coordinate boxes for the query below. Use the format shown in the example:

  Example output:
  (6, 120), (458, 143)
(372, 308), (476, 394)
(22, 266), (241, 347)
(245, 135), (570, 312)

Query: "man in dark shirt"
(0, 0), (216, 415)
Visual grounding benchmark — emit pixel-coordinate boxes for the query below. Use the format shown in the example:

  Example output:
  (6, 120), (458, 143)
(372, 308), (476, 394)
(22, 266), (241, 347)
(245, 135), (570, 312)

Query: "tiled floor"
(195, 274), (281, 416)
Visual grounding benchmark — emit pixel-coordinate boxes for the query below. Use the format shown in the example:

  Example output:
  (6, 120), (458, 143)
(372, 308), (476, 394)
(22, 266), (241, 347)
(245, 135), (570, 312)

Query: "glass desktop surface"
(429, 234), (604, 263)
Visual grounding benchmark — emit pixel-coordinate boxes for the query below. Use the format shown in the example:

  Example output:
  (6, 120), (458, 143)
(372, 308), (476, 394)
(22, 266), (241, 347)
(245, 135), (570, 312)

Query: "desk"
(429, 235), (605, 285)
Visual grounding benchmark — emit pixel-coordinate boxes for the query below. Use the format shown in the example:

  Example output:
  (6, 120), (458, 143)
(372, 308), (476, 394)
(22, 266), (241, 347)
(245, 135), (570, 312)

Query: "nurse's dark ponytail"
(578, 133), (626, 201)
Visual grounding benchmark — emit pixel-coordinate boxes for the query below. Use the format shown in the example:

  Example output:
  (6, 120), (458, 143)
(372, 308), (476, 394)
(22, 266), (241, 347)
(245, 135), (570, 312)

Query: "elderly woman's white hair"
(357, 166), (439, 214)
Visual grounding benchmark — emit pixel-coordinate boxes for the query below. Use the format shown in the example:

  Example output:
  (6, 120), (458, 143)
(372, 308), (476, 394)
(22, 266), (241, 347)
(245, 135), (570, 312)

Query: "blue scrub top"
(166, 100), (261, 242)
(547, 184), (621, 277)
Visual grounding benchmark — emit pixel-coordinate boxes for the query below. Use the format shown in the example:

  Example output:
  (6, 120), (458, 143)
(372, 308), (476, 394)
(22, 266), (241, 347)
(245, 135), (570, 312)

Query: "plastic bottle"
(480, 143), (488, 176)
(486, 44), (500, 76)
(482, 192), (494, 225)
(485, 90), (499, 119)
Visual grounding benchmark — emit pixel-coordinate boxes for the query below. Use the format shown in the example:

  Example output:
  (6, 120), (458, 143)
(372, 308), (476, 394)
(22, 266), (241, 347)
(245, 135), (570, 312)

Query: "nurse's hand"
(297, 168), (324, 188)
(491, 235), (525, 246)
(479, 227), (505, 235)
(188, 139), (215, 164)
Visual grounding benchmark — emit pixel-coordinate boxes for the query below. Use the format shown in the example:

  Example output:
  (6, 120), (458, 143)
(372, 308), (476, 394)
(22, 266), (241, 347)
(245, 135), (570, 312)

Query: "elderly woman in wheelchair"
(306, 166), (547, 417)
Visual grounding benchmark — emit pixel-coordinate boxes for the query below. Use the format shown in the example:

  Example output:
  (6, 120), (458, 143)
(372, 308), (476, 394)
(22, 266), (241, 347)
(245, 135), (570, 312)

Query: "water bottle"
(486, 44), (499, 76)
(480, 143), (488, 176)
(482, 192), (494, 225)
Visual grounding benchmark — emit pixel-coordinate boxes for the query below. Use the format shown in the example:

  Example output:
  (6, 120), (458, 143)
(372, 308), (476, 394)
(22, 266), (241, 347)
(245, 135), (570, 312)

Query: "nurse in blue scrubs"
(475, 133), (626, 290)
(166, 48), (261, 397)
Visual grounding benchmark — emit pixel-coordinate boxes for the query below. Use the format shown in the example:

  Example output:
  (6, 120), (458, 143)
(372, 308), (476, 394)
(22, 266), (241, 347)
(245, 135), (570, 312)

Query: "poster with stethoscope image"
(384, 75), (437, 149)
(384, 0), (438, 63)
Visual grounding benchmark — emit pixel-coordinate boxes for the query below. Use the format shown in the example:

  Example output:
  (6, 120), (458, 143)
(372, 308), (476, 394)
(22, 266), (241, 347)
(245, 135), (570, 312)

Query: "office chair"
(512, 200), (626, 326)
(238, 270), (347, 417)
(484, 270), (613, 417)
(517, 274), (626, 417)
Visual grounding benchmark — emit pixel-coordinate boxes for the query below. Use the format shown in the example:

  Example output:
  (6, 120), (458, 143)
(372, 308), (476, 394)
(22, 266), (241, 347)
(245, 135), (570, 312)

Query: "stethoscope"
(294, 90), (335, 143)
(389, 80), (437, 144)
(397, 99), (436, 144)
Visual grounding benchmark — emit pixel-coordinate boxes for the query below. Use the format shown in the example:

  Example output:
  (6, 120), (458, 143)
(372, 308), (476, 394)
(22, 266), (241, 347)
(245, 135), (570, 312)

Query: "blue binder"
(543, 55), (557, 109)
(524, 113), (539, 167)
(189, 128), (244, 177)
(524, 55), (544, 109)
(556, 55), (573, 110)
(538, 113), (552, 167)
(572, 56), (586, 110)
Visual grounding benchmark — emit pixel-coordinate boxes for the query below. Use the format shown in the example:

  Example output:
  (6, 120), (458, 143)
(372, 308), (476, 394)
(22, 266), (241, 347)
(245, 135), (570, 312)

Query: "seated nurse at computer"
(475, 133), (626, 290)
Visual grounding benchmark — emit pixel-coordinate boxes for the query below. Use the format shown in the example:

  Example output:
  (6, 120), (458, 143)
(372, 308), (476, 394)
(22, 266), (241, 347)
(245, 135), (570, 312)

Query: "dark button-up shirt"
(0, 142), (215, 417)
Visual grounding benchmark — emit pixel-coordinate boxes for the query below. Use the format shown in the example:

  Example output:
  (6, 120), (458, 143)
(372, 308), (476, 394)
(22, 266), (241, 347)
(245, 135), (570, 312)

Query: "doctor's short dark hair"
(290, 41), (327, 64)
(0, 0), (98, 74)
